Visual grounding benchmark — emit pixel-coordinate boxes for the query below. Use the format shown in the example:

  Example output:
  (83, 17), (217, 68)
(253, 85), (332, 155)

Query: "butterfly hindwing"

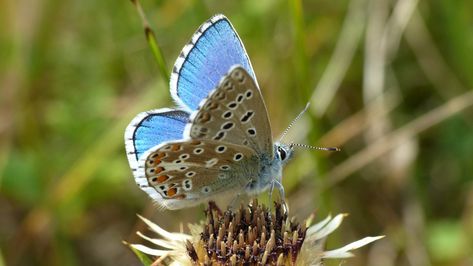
(124, 108), (189, 171)
(184, 66), (273, 157)
(170, 14), (257, 111)
(137, 139), (259, 209)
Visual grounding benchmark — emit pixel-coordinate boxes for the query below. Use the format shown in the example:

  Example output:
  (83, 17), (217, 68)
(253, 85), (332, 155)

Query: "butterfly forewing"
(185, 66), (273, 157)
(171, 15), (257, 111)
(140, 139), (259, 209)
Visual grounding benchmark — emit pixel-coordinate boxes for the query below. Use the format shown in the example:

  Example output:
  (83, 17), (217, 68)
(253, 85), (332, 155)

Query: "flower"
(126, 200), (384, 265)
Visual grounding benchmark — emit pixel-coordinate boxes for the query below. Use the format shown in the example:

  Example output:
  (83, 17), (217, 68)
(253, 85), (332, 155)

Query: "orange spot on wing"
(197, 112), (211, 123)
(171, 144), (181, 151)
(156, 167), (165, 173)
(156, 152), (166, 159)
(205, 101), (218, 110)
(214, 91), (226, 100)
(191, 140), (202, 146)
(157, 175), (169, 183)
(167, 187), (177, 197)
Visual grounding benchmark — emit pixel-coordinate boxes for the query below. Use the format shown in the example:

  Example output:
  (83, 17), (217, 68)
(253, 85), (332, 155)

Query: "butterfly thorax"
(244, 142), (293, 195)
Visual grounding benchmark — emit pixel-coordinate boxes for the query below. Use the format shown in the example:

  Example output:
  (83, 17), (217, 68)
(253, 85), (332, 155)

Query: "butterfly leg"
(267, 182), (278, 211)
(272, 180), (288, 213)
(268, 181), (275, 203)
(271, 180), (285, 200)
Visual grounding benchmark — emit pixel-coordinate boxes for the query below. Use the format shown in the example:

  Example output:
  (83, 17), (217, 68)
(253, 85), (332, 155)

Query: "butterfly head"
(274, 142), (294, 165)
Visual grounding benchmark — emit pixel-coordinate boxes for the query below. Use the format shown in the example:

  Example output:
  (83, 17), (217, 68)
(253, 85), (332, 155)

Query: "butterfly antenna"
(279, 102), (311, 142)
(290, 143), (341, 152)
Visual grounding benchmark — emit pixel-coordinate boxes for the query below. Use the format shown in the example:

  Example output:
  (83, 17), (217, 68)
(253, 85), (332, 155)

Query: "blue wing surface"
(125, 109), (189, 166)
(170, 14), (257, 111)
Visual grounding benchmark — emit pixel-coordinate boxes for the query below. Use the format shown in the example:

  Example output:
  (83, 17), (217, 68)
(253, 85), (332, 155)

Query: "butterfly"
(125, 14), (332, 210)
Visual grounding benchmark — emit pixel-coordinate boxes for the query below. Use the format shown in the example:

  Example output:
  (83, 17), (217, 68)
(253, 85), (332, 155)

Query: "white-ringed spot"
(185, 171), (196, 177)
(202, 186), (212, 194)
(146, 159), (157, 167)
(222, 111), (233, 119)
(216, 145), (227, 153)
(245, 90), (253, 99)
(179, 154), (190, 160)
(240, 111), (254, 123)
(220, 165), (230, 171)
(213, 131), (225, 141)
(178, 166), (188, 171)
(221, 122), (234, 131)
(205, 158), (218, 168)
(247, 128), (257, 136)
(233, 153), (243, 161)
(146, 168), (156, 175)
(218, 173), (228, 179)
(236, 93), (244, 103)
(183, 179), (192, 191)
(227, 101), (238, 109)
(193, 148), (204, 154)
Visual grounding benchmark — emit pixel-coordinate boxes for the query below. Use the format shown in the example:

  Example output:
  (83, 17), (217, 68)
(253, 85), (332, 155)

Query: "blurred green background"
(1, 0), (473, 265)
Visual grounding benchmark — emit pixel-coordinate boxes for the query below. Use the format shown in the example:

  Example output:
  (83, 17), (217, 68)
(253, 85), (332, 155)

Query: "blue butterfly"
(125, 14), (295, 210)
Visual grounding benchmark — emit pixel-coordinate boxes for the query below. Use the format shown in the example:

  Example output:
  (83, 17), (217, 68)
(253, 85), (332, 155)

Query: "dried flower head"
(187, 200), (306, 265)
(127, 200), (383, 265)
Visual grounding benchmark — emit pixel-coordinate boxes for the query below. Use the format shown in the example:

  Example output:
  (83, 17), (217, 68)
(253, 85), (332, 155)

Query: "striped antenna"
(290, 143), (340, 152)
(279, 102), (310, 142)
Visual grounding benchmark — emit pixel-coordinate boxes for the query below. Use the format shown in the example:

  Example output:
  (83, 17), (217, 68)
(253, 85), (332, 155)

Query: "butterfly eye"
(278, 147), (287, 161)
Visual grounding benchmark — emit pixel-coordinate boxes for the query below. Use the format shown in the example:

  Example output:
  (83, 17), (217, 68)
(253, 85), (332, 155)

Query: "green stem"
(130, 0), (169, 84)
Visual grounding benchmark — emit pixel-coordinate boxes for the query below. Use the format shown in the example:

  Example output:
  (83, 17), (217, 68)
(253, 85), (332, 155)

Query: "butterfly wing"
(184, 66), (273, 157)
(125, 108), (189, 172)
(170, 14), (257, 111)
(136, 139), (259, 210)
